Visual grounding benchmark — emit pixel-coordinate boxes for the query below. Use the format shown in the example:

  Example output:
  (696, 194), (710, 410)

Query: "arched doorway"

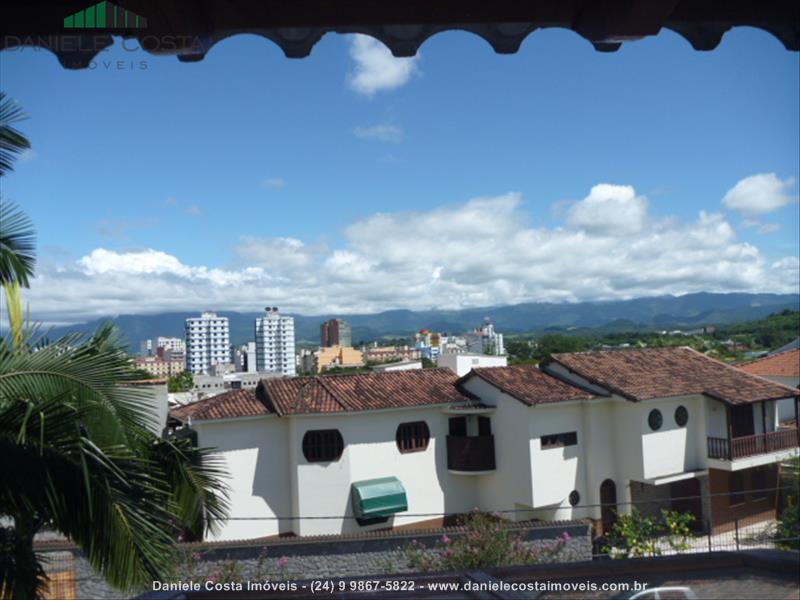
(600, 479), (618, 534)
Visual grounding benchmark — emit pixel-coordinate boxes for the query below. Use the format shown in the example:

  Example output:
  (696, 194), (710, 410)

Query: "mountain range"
(34, 292), (800, 350)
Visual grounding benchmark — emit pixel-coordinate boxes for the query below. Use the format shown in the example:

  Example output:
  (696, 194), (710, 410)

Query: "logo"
(64, 1), (147, 30)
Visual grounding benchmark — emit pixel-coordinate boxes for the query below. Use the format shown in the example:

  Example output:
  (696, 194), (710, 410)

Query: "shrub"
(405, 511), (569, 572)
(604, 508), (695, 558)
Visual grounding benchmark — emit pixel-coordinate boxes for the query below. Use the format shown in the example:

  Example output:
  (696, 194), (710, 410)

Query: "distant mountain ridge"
(31, 292), (800, 350)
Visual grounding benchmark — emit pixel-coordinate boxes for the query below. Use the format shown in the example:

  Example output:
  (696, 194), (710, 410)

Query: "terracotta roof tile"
(459, 366), (594, 405)
(549, 346), (799, 405)
(170, 389), (269, 421)
(738, 349), (800, 378)
(258, 368), (471, 416)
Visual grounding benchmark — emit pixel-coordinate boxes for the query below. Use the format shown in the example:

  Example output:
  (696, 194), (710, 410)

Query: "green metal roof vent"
(350, 477), (408, 518)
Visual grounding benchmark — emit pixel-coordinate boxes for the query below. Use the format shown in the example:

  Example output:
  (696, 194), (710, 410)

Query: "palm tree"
(0, 98), (229, 599)
(0, 92), (31, 177)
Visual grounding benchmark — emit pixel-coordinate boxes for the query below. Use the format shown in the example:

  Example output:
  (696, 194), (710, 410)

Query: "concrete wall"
(194, 416), (291, 541)
(437, 354), (507, 376)
(290, 406), (476, 536)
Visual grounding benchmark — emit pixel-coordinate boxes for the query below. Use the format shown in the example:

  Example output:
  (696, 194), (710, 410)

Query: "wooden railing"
(446, 435), (496, 472)
(707, 428), (799, 460)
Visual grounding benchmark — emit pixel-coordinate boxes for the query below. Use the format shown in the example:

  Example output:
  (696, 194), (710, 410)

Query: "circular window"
(675, 406), (689, 427)
(569, 490), (580, 506)
(396, 421), (431, 454)
(648, 409), (663, 431)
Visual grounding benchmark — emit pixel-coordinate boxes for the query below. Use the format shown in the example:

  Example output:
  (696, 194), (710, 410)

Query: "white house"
(738, 349), (800, 423)
(170, 347), (799, 541)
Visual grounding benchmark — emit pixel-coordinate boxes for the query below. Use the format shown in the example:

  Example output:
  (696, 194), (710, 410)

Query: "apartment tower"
(255, 307), (296, 376)
(185, 311), (231, 374)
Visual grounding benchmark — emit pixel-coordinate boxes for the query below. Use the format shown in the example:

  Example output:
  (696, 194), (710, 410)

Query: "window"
(729, 471), (746, 506)
(750, 466), (769, 501)
(648, 409), (663, 431)
(569, 490), (580, 506)
(541, 431), (578, 449)
(675, 405), (689, 427)
(396, 421), (430, 453)
(302, 429), (344, 462)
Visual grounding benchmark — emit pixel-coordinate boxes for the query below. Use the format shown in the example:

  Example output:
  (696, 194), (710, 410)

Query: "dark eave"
(1, 1), (797, 70)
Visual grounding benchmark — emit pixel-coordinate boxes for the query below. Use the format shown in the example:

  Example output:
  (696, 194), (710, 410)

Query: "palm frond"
(0, 92), (31, 176)
(0, 200), (36, 288)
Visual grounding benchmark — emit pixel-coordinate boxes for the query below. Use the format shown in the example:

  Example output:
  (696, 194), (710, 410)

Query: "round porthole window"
(675, 406), (689, 427)
(569, 490), (580, 506)
(648, 409), (663, 431)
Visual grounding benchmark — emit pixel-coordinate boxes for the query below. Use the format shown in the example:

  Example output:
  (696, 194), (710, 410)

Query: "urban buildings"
(302, 345), (364, 373)
(185, 311), (231, 375)
(133, 356), (185, 378)
(233, 342), (257, 373)
(321, 318), (352, 348)
(363, 344), (421, 363)
(436, 353), (507, 376)
(255, 307), (296, 376)
(171, 346), (799, 541)
(465, 318), (505, 356)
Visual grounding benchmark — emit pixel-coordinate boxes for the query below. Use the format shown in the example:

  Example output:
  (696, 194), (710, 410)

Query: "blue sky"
(1, 27), (798, 323)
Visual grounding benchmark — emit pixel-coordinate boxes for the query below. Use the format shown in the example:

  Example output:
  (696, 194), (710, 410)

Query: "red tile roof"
(738, 349), (800, 378)
(170, 389), (269, 421)
(548, 346), (799, 405)
(458, 366), (594, 405)
(258, 368), (472, 416)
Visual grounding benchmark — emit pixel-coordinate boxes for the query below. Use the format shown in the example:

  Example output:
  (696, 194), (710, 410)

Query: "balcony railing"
(447, 435), (496, 472)
(707, 428), (799, 460)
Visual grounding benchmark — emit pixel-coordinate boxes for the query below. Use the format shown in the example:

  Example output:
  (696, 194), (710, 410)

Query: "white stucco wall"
(290, 407), (477, 536)
(437, 354), (508, 376)
(193, 416), (291, 541)
(459, 377), (534, 518)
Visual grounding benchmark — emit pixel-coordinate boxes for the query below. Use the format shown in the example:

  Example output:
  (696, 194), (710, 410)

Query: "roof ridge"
(314, 376), (351, 411)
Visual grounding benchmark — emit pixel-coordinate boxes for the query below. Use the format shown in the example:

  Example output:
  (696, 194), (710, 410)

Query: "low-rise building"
(133, 356), (185, 378)
(170, 347), (799, 542)
(364, 345), (421, 363)
(306, 345), (365, 373)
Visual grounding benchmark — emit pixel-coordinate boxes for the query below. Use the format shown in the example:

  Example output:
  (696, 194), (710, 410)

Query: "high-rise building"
(255, 307), (296, 376)
(185, 311), (231, 374)
(320, 318), (352, 348)
(233, 342), (257, 373)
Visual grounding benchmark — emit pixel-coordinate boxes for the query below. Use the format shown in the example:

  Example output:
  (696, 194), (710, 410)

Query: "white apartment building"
(255, 307), (296, 376)
(170, 347), (799, 541)
(185, 312), (231, 374)
(157, 336), (185, 355)
(234, 342), (258, 373)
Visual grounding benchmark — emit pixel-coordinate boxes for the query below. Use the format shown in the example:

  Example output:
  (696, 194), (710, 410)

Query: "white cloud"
(185, 204), (203, 217)
(566, 184), (648, 236)
(742, 219), (781, 234)
(722, 173), (797, 215)
(347, 35), (419, 97)
(24, 185), (799, 324)
(353, 124), (404, 143)
(261, 177), (287, 189)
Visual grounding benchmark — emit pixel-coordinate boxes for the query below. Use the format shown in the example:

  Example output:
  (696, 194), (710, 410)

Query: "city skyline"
(1, 29), (798, 325)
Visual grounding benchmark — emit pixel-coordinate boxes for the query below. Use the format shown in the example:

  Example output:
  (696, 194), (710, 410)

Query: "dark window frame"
(396, 421), (431, 454)
(302, 429), (344, 463)
(541, 431), (578, 449)
(729, 471), (746, 506)
(569, 490), (580, 506)
(648, 409), (663, 431)
(750, 466), (768, 501)
(675, 405), (689, 427)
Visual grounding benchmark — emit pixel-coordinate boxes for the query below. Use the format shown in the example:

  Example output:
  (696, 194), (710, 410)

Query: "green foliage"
(0, 201), (36, 288)
(168, 371), (194, 393)
(0, 92), (31, 177)
(405, 512), (569, 572)
(421, 357), (436, 369)
(603, 508), (695, 558)
(776, 456), (800, 550)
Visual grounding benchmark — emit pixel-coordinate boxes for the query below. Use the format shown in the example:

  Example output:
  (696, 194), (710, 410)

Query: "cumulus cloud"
(347, 35), (419, 97)
(566, 184), (648, 236)
(722, 173), (797, 215)
(353, 124), (404, 143)
(22, 185), (799, 324)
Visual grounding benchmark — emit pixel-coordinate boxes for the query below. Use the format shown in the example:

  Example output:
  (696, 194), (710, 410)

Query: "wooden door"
(730, 405), (755, 437)
(600, 479), (617, 534)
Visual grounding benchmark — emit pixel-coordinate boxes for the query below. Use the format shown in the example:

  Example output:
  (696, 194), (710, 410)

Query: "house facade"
(170, 348), (799, 542)
(738, 348), (800, 423)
